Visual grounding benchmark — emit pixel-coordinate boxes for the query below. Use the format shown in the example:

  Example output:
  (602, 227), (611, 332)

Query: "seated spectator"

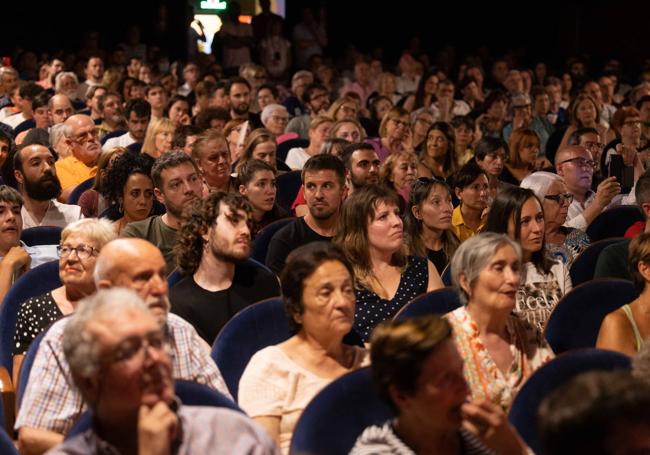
(238, 159), (288, 235)
(502, 93), (552, 156)
(366, 107), (411, 162)
(451, 163), (489, 242)
(260, 103), (290, 137)
(164, 94), (191, 127)
(429, 79), (470, 123)
(342, 142), (380, 196)
(16, 238), (230, 453)
(58, 114), (103, 201)
(417, 121), (456, 180)
(595, 170), (650, 280)
(266, 154), (345, 273)
(521, 171), (590, 267)
(102, 152), (155, 235)
(13, 218), (116, 381)
(487, 186), (572, 331)
(192, 128), (237, 194)
(335, 185), (443, 341)
(123, 152), (202, 274)
(474, 136), (509, 199)
(331, 118), (366, 144)
(500, 128), (541, 186)
(239, 242), (368, 453)
(351, 315), (528, 455)
(597, 232), (650, 355)
(15, 143), (83, 228)
(285, 83), (331, 140)
(171, 191), (280, 344)
(77, 147), (125, 218)
(48, 288), (277, 454)
(555, 145), (621, 230)
(285, 115), (333, 170)
(560, 93), (611, 152)
(477, 90), (508, 139)
(0, 129), (14, 185)
(224, 118), (249, 163)
(538, 371), (650, 455)
(450, 115), (476, 168)
(404, 176), (458, 274)
(448, 232), (554, 409)
(379, 150), (418, 203)
(171, 124), (203, 156)
(141, 117), (175, 160)
(409, 109), (433, 153)
(237, 128), (288, 173)
(102, 98), (151, 151)
(566, 127), (605, 187)
(195, 107), (230, 132)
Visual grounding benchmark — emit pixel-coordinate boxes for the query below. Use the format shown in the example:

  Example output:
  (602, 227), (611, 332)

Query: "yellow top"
(55, 156), (97, 191)
(451, 205), (486, 242)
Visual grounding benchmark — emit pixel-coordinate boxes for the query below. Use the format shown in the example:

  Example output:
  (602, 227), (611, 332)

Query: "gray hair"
(62, 288), (149, 379)
(260, 103), (287, 126)
(61, 218), (117, 249)
(49, 123), (67, 146)
(450, 232), (522, 305)
(54, 72), (79, 93)
(520, 171), (564, 200)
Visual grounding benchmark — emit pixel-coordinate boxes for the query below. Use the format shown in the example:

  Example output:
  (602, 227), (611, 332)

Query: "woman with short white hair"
(260, 104), (289, 136)
(520, 171), (590, 267)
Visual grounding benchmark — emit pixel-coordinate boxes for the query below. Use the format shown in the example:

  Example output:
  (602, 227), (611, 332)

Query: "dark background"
(2, 1), (649, 79)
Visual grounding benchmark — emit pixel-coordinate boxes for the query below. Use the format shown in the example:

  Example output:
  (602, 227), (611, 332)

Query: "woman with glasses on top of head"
(521, 171), (590, 267)
(404, 177), (459, 274)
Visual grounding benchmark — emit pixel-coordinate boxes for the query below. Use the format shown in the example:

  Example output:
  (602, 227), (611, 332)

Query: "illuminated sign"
(196, 0), (227, 13)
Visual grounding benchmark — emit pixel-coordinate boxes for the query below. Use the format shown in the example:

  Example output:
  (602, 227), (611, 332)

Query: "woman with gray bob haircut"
(520, 171), (590, 267)
(446, 232), (553, 410)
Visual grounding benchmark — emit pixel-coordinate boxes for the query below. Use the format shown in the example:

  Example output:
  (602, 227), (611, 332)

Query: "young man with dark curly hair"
(170, 191), (280, 344)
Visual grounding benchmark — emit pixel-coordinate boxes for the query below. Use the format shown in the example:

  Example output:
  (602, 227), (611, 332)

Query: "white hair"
(260, 103), (287, 126)
(54, 72), (78, 93)
(520, 171), (564, 200)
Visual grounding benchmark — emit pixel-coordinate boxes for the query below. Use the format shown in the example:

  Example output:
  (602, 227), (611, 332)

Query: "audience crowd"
(1, 1), (650, 453)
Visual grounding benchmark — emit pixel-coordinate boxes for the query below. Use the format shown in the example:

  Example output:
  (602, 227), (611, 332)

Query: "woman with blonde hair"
(141, 117), (175, 159)
(285, 115), (333, 170)
(367, 107), (412, 162)
(379, 150), (418, 203)
(326, 96), (360, 121)
(224, 118), (249, 163)
(560, 93), (612, 149)
(330, 118), (366, 143)
(334, 184), (443, 341)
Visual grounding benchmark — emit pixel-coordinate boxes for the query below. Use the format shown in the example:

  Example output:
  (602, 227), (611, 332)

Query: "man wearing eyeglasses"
(16, 238), (232, 454)
(555, 145), (621, 230)
(45, 288), (276, 454)
(56, 114), (102, 202)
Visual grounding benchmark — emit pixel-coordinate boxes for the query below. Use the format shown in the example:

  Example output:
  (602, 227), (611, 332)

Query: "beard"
(210, 238), (251, 263)
(24, 173), (61, 201)
(232, 102), (250, 116)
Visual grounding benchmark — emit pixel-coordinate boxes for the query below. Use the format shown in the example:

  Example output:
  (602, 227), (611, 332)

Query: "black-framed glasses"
(544, 193), (574, 204)
(558, 157), (596, 169)
(104, 330), (170, 364)
(57, 244), (98, 260)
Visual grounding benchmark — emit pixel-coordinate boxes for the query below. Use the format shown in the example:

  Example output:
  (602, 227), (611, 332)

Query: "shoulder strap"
(622, 304), (644, 352)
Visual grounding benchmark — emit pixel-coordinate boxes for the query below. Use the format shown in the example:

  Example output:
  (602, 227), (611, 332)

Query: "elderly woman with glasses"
(12, 218), (116, 382)
(521, 171), (590, 267)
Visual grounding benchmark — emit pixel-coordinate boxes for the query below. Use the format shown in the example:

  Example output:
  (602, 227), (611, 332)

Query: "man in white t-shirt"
(102, 98), (150, 151)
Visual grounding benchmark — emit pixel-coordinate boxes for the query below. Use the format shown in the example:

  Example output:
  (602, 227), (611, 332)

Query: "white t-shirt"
(21, 200), (83, 229)
(102, 132), (136, 152)
(284, 147), (312, 170)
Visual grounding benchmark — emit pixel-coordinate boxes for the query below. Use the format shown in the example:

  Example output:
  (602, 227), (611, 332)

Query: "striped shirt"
(15, 313), (230, 434)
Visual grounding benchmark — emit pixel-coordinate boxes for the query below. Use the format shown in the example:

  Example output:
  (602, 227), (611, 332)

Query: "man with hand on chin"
(46, 288), (277, 454)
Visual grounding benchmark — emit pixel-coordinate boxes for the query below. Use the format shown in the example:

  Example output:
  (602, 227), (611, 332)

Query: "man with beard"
(285, 83), (331, 139)
(123, 151), (202, 273)
(14, 144), (82, 228)
(96, 91), (124, 140)
(58, 114), (103, 201)
(102, 98), (151, 151)
(16, 238), (231, 454)
(77, 56), (105, 102)
(226, 77), (263, 129)
(170, 192), (280, 344)
(266, 154), (345, 274)
(342, 142), (381, 195)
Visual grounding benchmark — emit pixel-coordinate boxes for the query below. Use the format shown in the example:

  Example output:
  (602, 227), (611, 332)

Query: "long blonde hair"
(141, 117), (175, 158)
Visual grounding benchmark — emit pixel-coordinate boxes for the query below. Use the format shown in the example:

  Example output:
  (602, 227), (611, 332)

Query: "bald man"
(56, 114), (101, 201)
(16, 238), (230, 455)
(47, 94), (74, 126)
(555, 145), (620, 229)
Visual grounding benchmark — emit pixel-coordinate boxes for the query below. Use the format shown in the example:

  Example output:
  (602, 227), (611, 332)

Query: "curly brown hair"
(174, 191), (252, 274)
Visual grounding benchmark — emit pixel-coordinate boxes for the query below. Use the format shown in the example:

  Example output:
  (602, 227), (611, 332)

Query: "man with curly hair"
(170, 191), (280, 344)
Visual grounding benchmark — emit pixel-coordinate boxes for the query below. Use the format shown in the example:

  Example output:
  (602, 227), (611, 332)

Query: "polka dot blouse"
(354, 256), (428, 342)
(14, 291), (63, 355)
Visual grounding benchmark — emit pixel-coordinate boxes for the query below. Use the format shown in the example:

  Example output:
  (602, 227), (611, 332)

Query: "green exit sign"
(196, 0), (227, 13)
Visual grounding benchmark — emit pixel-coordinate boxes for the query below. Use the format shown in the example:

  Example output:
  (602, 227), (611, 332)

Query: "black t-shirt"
(265, 217), (332, 274)
(170, 262), (281, 345)
(427, 248), (448, 275)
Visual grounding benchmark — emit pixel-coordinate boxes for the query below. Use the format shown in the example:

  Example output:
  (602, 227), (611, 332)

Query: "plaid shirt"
(15, 313), (230, 434)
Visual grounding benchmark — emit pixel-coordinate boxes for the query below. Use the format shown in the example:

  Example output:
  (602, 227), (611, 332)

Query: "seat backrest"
(67, 177), (95, 205)
(0, 425), (17, 455)
(0, 260), (61, 376)
(277, 138), (309, 163)
(586, 205), (644, 241)
(211, 297), (361, 400)
(167, 268), (184, 288)
(17, 330), (47, 408)
(393, 287), (461, 320)
(290, 367), (394, 455)
(569, 237), (624, 286)
(251, 217), (296, 264)
(544, 278), (638, 354)
(66, 380), (241, 440)
(275, 170), (303, 213)
(508, 349), (631, 454)
(20, 226), (63, 246)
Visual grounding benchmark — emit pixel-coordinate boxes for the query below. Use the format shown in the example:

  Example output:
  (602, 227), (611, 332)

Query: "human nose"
(147, 273), (168, 297)
(505, 266), (520, 284)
